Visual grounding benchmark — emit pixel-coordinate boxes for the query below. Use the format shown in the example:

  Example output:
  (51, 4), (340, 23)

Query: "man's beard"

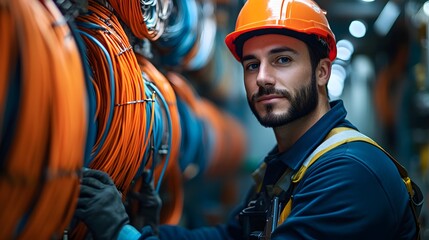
(248, 73), (318, 128)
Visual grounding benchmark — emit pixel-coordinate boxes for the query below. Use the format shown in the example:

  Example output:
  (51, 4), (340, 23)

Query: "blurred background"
(1, 0), (429, 239)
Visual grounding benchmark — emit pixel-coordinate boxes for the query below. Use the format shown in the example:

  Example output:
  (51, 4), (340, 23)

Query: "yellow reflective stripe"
(292, 129), (375, 183)
(252, 162), (267, 193)
(326, 127), (350, 137)
(403, 177), (413, 195)
(277, 128), (419, 236)
(278, 198), (292, 225)
(278, 127), (415, 227)
(284, 128), (381, 223)
(292, 141), (346, 183)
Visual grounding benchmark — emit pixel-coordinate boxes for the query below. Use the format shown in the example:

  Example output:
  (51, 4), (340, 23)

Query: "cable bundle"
(167, 72), (208, 178)
(126, 74), (170, 229)
(167, 71), (247, 179)
(0, 0), (87, 238)
(140, 77), (170, 190)
(197, 99), (247, 179)
(76, 0), (148, 194)
(70, 1), (154, 237)
(153, 0), (199, 67)
(106, 0), (172, 41)
(0, 0), (248, 238)
(181, 0), (217, 71)
(136, 55), (184, 225)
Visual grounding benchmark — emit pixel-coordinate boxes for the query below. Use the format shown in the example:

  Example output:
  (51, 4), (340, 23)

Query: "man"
(75, 0), (422, 239)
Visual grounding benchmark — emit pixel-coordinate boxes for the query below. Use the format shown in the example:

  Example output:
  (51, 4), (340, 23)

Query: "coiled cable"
(136, 54), (184, 225)
(76, 0), (148, 194)
(167, 72), (206, 178)
(154, 0), (198, 67)
(0, 0), (87, 238)
(182, 0), (216, 71)
(106, 0), (172, 40)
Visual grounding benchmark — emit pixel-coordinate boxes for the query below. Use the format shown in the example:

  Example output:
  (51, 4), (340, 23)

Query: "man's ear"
(316, 58), (332, 86)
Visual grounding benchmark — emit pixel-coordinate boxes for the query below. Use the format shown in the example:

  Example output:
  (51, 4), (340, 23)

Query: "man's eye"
(277, 56), (291, 64)
(246, 63), (259, 71)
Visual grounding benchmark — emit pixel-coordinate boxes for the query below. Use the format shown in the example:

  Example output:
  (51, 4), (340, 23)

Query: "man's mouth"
(256, 94), (283, 103)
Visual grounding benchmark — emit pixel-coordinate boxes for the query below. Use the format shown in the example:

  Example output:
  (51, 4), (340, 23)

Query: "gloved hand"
(128, 170), (162, 234)
(74, 168), (130, 240)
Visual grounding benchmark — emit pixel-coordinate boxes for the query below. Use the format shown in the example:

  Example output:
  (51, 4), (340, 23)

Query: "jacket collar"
(262, 100), (355, 184)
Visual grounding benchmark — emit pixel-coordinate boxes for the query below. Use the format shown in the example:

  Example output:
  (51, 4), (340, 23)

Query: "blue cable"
(141, 81), (172, 192)
(135, 76), (166, 181)
(176, 97), (204, 173)
(200, 116), (216, 174)
(194, 121), (209, 175)
(155, 0), (199, 67)
(184, 1), (216, 71)
(145, 80), (172, 193)
(139, 76), (155, 175)
(77, 26), (116, 164)
(140, 0), (160, 39)
(68, 20), (97, 167)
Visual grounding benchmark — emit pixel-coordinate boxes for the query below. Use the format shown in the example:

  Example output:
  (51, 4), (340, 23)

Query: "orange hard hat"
(225, 0), (337, 62)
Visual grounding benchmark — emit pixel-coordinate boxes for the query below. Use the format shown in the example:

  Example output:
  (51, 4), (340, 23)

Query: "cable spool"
(72, 1), (153, 237)
(197, 99), (225, 176)
(176, 98), (204, 175)
(197, 99), (247, 179)
(0, 0), (87, 238)
(76, 0), (149, 194)
(167, 71), (247, 179)
(167, 72), (201, 114)
(154, 0), (199, 67)
(215, 112), (247, 177)
(106, 0), (172, 40)
(182, 0), (217, 71)
(186, 32), (239, 103)
(167, 72), (207, 178)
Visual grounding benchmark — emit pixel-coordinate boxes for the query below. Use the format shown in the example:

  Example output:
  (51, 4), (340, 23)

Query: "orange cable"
(72, 1), (155, 237)
(0, 2), (15, 130)
(107, 0), (167, 40)
(0, 0), (87, 239)
(77, 0), (147, 194)
(197, 99), (247, 179)
(107, 0), (149, 39)
(167, 71), (201, 115)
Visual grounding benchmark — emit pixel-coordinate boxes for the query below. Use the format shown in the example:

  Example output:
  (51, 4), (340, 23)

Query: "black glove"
(129, 170), (162, 234)
(74, 169), (130, 240)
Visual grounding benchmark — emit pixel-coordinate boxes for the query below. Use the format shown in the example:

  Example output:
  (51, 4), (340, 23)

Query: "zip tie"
(95, 15), (112, 28)
(158, 144), (169, 155)
(117, 46), (133, 56)
(115, 99), (154, 107)
(115, 90), (156, 107)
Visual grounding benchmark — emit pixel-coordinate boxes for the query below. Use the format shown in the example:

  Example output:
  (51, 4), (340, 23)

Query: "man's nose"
(256, 62), (275, 87)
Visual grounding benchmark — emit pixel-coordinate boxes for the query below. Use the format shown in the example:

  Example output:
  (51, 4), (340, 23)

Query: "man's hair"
(234, 28), (330, 71)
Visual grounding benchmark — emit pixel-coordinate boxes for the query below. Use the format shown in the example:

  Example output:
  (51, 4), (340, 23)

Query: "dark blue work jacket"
(155, 100), (416, 240)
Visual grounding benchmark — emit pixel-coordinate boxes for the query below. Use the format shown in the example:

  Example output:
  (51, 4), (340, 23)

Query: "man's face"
(241, 34), (318, 128)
